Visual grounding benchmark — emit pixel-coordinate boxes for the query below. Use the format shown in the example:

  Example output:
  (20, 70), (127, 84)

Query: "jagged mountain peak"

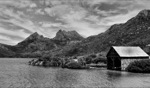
(136, 9), (150, 18)
(57, 29), (63, 33)
(26, 32), (44, 40)
(57, 29), (79, 35)
(31, 32), (39, 36)
(29, 32), (40, 38)
(53, 29), (84, 41)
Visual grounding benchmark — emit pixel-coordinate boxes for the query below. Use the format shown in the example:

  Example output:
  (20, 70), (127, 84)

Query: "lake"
(0, 58), (150, 87)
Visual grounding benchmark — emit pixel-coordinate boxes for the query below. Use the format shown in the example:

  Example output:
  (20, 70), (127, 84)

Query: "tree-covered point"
(126, 59), (150, 73)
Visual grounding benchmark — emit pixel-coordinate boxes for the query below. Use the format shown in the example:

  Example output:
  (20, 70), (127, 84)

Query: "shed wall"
(107, 48), (121, 70)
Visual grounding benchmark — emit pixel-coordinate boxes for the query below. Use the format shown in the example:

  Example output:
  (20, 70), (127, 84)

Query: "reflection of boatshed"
(107, 46), (149, 70)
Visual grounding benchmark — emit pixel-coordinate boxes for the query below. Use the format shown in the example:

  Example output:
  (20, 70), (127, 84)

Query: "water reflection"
(54, 69), (80, 87)
(106, 70), (122, 81)
(0, 58), (150, 87)
(24, 67), (46, 87)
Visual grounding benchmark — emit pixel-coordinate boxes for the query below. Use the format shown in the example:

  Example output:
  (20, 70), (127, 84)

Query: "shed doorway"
(113, 57), (121, 70)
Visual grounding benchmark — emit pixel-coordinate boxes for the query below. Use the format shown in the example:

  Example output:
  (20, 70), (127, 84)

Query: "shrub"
(126, 59), (150, 73)
(85, 57), (92, 64)
(84, 54), (96, 64)
(43, 61), (51, 67)
(41, 54), (51, 60)
(78, 57), (86, 66)
(37, 55), (63, 67)
(66, 60), (82, 69)
(89, 54), (97, 58)
(92, 57), (107, 64)
(51, 57), (62, 66)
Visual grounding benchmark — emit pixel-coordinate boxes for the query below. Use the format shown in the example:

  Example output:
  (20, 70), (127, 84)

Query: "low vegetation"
(28, 53), (107, 69)
(126, 59), (150, 73)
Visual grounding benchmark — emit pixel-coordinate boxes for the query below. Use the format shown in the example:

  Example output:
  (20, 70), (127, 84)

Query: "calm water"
(0, 58), (150, 88)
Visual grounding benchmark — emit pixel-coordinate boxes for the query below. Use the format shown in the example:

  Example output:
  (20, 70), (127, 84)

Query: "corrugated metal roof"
(112, 46), (149, 57)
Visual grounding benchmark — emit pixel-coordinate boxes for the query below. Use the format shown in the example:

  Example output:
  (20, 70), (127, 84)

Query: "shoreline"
(28, 58), (107, 69)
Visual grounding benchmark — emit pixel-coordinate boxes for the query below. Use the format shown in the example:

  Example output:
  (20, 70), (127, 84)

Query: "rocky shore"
(28, 59), (44, 66)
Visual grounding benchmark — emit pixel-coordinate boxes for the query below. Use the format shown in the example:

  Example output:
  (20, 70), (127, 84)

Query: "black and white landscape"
(1, 0), (150, 87)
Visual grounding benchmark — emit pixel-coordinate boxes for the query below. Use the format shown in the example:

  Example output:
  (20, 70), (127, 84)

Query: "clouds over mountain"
(0, 0), (150, 45)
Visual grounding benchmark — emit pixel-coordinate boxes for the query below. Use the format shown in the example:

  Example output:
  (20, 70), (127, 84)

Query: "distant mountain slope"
(0, 44), (15, 57)
(55, 10), (150, 56)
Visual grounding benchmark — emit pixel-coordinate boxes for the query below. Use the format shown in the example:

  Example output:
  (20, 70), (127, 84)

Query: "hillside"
(53, 10), (150, 56)
(0, 44), (15, 57)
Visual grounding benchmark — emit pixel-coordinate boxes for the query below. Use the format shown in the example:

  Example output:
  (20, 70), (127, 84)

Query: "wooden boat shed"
(107, 46), (149, 70)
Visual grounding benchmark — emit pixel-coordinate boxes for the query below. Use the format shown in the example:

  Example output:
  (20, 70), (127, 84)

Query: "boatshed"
(107, 46), (149, 70)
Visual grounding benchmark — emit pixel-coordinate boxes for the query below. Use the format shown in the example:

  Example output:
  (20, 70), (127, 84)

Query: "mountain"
(54, 9), (150, 56)
(0, 30), (84, 57)
(15, 32), (56, 53)
(53, 29), (84, 41)
(1, 10), (150, 58)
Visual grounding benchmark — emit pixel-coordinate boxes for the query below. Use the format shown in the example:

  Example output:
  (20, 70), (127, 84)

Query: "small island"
(28, 53), (107, 69)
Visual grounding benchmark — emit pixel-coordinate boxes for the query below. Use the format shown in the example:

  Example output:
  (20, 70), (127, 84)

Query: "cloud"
(0, 0), (32, 8)
(97, 10), (140, 26)
(0, 6), (47, 44)
(84, 15), (99, 23)
(0, 33), (24, 40)
(0, 26), (30, 45)
(0, 34), (11, 41)
(0, 27), (29, 38)
(39, 0), (150, 37)
(30, 3), (37, 8)
(0, 6), (47, 33)
(40, 22), (63, 28)
(55, 9), (106, 36)
(63, 21), (107, 37)
(35, 9), (45, 15)
(0, 0), (150, 45)
(44, 5), (72, 17)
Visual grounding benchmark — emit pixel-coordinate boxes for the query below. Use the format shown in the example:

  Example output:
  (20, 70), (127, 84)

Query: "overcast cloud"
(0, 0), (150, 45)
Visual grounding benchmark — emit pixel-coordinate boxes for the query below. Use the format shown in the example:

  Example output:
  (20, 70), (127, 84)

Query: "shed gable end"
(107, 47), (120, 57)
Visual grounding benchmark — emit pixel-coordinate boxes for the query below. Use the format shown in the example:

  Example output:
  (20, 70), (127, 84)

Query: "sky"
(0, 0), (150, 45)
